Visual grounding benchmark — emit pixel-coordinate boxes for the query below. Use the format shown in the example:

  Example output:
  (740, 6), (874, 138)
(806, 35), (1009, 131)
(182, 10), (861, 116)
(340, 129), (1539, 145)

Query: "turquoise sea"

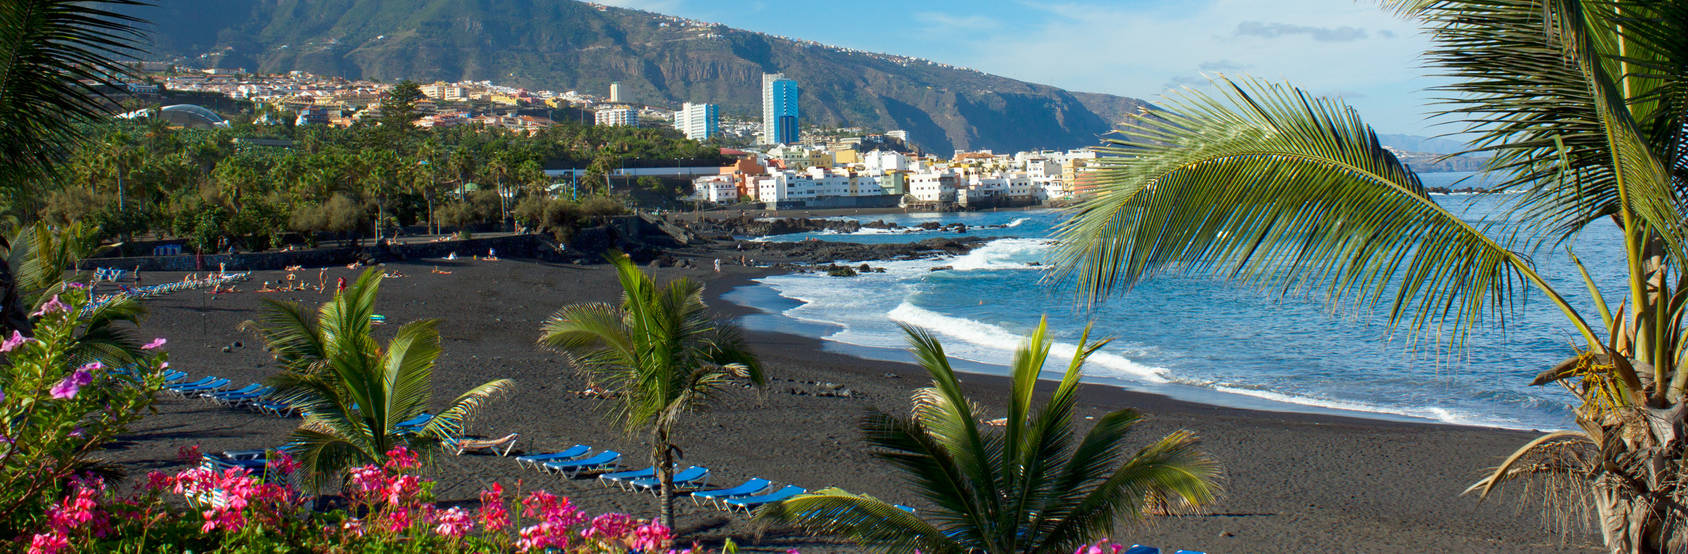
(723, 172), (1627, 431)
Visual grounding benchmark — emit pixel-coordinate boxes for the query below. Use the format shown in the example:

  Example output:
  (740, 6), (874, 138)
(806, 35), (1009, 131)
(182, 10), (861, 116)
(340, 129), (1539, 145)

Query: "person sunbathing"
(258, 282), (276, 293)
(384, 271), (405, 278)
(431, 266), (452, 275)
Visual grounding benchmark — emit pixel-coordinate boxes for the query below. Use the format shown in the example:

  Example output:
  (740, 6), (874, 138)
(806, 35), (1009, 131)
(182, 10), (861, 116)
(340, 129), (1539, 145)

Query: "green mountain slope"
(125, 0), (1148, 153)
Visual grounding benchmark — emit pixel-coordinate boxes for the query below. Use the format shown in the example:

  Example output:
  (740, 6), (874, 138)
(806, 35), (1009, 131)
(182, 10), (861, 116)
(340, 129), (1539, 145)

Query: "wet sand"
(106, 256), (1598, 552)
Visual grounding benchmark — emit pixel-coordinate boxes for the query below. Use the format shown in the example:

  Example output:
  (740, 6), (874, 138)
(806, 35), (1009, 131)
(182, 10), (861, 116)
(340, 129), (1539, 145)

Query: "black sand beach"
(106, 256), (1600, 552)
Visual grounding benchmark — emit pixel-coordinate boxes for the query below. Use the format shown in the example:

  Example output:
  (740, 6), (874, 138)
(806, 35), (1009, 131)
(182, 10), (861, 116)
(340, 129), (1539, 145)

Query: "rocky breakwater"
(695, 215), (972, 237)
(731, 236), (990, 267)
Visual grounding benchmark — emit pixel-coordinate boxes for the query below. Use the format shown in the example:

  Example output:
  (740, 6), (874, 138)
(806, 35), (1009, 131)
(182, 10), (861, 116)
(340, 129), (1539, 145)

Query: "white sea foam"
(886, 302), (1170, 383)
(1003, 217), (1029, 228)
(946, 238), (1051, 271)
(1205, 383), (1544, 430)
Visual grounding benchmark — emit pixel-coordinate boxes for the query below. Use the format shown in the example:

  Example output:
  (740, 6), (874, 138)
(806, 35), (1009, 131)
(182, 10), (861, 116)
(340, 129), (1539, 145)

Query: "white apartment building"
(908, 172), (958, 203)
(594, 107), (639, 127)
(691, 175), (738, 203)
(753, 168), (892, 203)
(673, 102), (719, 141)
(862, 150), (909, 172)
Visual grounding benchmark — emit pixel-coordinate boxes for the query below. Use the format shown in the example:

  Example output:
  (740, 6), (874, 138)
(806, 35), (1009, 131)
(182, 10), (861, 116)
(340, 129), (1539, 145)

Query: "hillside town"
(135, 65), (1100, 211)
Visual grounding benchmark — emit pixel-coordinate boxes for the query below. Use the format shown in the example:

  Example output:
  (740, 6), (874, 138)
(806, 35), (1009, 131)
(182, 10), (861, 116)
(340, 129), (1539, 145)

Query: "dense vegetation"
(21, 97), (727, 252)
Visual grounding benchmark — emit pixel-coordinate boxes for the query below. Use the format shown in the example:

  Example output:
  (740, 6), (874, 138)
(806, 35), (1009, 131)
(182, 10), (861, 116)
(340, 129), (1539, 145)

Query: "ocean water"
(723, 172), (1625, 431)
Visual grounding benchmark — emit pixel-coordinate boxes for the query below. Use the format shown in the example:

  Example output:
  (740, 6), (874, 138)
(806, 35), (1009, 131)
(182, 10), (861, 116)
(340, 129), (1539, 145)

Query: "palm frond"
(1041, 428), (1222, 548)
(758, 488), (960, 554)
(1052, 77), (1601, 350)
(381, 319), (443, 432)
(0, 0), (147, 192)
(425, 378), (515, 439)
(1388, 0), (1688, 254)
(240, 299), (325, 372)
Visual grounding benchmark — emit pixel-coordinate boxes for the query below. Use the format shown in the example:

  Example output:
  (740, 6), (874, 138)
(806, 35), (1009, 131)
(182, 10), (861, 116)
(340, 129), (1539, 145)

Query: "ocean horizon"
(724, 171), (1622, 431)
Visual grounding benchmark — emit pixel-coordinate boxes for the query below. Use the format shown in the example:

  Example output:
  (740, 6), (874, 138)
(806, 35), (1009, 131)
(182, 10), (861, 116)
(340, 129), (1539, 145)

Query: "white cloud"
(913, 12), (1000, 31)
(944, 0), (1438, 133)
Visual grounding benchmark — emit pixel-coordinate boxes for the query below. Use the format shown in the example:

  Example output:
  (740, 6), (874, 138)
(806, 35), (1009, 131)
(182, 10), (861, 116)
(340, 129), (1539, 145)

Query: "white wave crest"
(886, 302), (1170, 383)
(1205, 383), (1542, 430)
(946, 238), (1052, 271)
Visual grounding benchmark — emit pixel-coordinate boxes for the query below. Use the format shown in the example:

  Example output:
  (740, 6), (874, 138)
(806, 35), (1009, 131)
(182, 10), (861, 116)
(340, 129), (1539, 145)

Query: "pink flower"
(266, 451), (298, 476)
(143, 471), (172, 492)
(65, 282), (86, 289)
(0, 330), (30, 352)
(433, 506), (471, 538)
(50, 367), (94, 399)
(141, 337), (167, 350)
(478, 484), (509, 531)
(631, 521), (671, 552)
(383, 508), (412, 533)
(31, 296), (69, 317)
(27, 533), (69, 554)
(384, 446), (419, 471)
(385, 474), (421, 506)
(583, 513), (632, 540)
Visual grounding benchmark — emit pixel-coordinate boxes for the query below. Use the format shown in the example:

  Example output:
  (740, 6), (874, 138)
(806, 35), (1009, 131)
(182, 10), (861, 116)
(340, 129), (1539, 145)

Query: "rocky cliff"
(125, 0), (1150, 153)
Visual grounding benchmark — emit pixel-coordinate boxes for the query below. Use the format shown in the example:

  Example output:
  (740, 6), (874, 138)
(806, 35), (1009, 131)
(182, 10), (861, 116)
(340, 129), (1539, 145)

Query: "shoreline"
(106, 254), (1598, 552)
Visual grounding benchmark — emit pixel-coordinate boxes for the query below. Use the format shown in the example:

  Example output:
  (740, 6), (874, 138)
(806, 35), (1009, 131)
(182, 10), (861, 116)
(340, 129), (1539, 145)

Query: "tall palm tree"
(538, 252), (763, 531)
(248, 269), (514, 483)
(758, 320), (1220, 553)
(0, 0), (146, 335)
(1053, 2), (1686, 551)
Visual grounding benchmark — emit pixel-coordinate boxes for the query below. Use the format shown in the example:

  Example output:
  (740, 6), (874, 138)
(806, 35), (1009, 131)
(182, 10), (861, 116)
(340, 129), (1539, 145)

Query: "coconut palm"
(538, 251), (762, 531)
(759, 320), (1220, 553)
(0, 0), (145, 335)
(249, 269), (514, 483)
(1053, 2), (1687, 551)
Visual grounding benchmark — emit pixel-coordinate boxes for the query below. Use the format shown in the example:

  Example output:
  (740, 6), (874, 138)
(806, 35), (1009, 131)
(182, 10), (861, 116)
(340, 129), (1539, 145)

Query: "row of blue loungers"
(515, 447), (807, 514)
(161, 370), (297, 417)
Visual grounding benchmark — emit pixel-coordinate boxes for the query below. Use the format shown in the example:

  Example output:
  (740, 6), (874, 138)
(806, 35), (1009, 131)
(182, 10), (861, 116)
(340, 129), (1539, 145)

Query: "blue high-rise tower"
(761, 72), (800, 145)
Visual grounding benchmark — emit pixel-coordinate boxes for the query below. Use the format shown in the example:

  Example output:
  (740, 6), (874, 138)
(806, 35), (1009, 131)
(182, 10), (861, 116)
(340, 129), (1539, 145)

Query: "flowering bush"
(17, 445), (714, 553)
(0, 285), (165, 536)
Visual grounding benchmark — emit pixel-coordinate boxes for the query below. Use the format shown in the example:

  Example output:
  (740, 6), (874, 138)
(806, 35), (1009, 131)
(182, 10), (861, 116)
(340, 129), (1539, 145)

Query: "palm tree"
(758, 320), (1220, 553)
(538, 252), (763, 531)
(0, 0), (146, 335)
(1052, 2), (1686, 551)
(248, 269), (514, 483)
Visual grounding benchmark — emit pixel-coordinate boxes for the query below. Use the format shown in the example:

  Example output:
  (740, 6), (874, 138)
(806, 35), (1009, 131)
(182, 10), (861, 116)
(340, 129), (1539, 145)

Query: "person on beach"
(714, 258), (721, 273)
(316, 269), (326, 292)
(336, 276), (347, 294)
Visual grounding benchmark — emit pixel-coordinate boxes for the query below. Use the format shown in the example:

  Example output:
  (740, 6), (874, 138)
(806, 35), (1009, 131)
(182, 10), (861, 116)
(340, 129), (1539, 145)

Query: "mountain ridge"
(123, 0), (1151, 154)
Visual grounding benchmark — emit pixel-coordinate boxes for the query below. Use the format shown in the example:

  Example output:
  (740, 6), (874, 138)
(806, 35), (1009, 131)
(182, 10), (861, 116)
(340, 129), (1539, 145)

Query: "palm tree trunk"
(658, 425), (676, 531)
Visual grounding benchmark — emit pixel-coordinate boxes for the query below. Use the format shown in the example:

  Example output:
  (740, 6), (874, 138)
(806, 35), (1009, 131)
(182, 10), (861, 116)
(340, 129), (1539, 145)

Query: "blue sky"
(600, 0), (1442, 135)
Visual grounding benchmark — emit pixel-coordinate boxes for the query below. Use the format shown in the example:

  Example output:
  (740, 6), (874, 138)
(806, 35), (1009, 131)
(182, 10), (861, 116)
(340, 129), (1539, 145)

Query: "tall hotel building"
(761, 72), (800, 145)
(673, 102), (719, 140)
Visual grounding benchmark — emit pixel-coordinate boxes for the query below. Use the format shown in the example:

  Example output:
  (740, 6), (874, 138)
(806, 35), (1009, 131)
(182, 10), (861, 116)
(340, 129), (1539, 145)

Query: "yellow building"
(832, 149), (860, 166)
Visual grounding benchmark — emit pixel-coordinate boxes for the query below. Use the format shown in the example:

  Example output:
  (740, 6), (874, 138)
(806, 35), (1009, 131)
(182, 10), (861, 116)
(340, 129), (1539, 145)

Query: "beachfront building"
(863, 150), (909, 172)
(691, 175), (739, 203)
(752, 167), (892, 203)
(594, 107), (639, 127)
(610, 81), (622, 103)
(768, 144), (831, 170)
(761, 73), (800, 145)
(908, 171), (959, 204)
(673, 102), (719, 141)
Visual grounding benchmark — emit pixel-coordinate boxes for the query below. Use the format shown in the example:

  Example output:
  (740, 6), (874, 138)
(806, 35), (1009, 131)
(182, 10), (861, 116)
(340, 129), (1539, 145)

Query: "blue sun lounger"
(202, 383), (263, 401)
(722, 485), (806, 514)
(516, 445), (591, 470)
(252, 399), (298, 417)
(393, 413), (433, 432)
(168, 377), (229, 396)
(599, 466), (657, 489)
(629, 466), (710, 495)
(691, 478), (772, 508)
(543, 451), (620, 478)
(215, 385), (275, 407)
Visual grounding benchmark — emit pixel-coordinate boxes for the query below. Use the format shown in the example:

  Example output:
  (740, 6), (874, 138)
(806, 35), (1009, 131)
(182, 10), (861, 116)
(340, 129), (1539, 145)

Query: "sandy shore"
(105, 255), (1598, 552)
